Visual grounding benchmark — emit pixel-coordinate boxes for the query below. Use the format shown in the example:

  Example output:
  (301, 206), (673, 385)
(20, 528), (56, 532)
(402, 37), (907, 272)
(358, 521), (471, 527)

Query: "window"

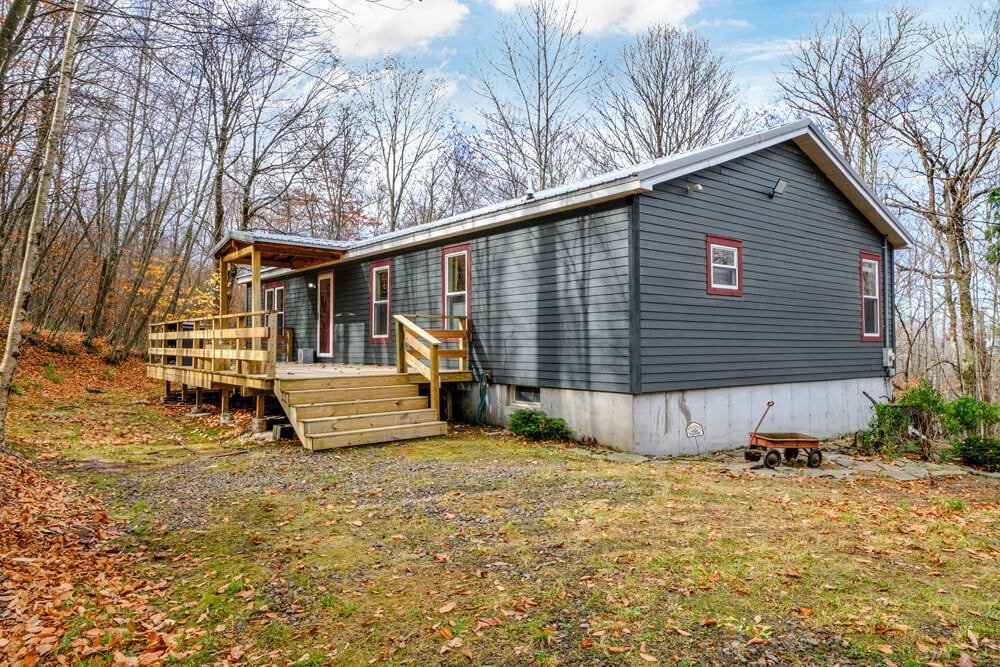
(706, 235), (743, 296)
(370, 259), (391, 343)
(263, 282), (285, 329)
(510, 385), (541, 405)
(442, 243), (470, 320)
(860, 252), (881, 341)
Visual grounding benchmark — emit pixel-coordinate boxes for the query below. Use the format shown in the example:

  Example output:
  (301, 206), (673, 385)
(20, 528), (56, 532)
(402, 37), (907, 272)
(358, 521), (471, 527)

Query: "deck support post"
(163, 380), (170, 401)
(180, 384), (188, 402)
(194, 388), (203, 411)
(220, 387), (231, 423)
(219, 258), (228, 316)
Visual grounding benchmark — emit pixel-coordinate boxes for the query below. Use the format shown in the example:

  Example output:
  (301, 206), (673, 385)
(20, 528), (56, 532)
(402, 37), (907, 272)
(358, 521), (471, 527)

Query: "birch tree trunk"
(0, 0), (85, 452)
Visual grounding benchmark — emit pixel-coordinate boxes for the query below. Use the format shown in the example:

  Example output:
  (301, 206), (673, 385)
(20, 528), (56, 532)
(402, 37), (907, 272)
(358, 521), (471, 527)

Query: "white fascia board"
(343, 178), (646, 262)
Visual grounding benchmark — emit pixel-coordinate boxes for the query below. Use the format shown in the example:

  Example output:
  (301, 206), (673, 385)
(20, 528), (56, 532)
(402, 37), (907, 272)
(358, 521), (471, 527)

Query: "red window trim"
(369, 259), (392, 344)
(705, 234), (743, 296)
(860, 251), (882, 342)
(262, 281), (285, 328)
(441, 242), (471, 325)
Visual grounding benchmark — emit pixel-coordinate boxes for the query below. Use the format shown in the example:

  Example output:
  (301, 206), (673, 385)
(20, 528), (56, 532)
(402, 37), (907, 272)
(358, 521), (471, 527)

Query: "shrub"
(952, 436), (1000, 472)
(859, 403), (908, 456)
(940, 395), (999, 435)
(508, 408), (571, 441)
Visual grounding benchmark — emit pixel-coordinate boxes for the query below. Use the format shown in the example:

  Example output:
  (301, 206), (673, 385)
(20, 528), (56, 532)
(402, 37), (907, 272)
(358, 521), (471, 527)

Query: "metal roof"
(216, 119), (912, 273)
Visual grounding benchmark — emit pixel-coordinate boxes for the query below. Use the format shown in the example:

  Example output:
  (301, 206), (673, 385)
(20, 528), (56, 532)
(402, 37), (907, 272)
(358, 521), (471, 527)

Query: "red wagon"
(744, 401), (823, 469)
(745, 432), (823, 468)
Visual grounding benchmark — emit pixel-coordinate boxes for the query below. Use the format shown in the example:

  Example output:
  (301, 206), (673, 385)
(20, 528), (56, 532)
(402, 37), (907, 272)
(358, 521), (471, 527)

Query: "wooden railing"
(148, 310), (279, 378)
(394, 314), (469, 413)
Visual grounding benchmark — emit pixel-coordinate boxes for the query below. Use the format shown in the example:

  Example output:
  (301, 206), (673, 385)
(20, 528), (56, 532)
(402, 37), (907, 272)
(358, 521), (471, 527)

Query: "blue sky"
(324, 0), (967, 113)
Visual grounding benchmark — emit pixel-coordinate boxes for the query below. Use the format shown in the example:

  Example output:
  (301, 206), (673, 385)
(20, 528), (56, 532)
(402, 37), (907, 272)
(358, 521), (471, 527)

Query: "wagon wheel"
(764, 448), (782, 469)
(783, 447), (799, 462)
(745, 448), (762, 462)
(807, 449), (823, 468)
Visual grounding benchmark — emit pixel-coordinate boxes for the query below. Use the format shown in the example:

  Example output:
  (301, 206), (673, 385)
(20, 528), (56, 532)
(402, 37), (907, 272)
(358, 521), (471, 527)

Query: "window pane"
(514, 386), (540, 403)
(373, 303), (388, 337)
(374, 268), (389, 301)
(863, 298), (879, 335)
(712, 246), (736, 267)
(275, 289), (284, 313)
(448, 254), (466, 292)
(862, 261), (877, 297)
(713, 266), (737, 288)
(447, 293), (466, 317)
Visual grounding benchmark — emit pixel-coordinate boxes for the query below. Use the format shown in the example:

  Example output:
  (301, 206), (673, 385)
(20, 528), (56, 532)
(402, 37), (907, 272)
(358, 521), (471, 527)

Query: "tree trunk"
(0, 0), (86, 452)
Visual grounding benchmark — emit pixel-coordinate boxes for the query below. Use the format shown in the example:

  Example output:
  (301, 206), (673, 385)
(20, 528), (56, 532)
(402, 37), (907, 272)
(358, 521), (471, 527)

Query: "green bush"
(940, 395), (1000, 434)
(508, 408), (571, 441)
(952, 436), (1000, 472)
(859, 403), (908, 456)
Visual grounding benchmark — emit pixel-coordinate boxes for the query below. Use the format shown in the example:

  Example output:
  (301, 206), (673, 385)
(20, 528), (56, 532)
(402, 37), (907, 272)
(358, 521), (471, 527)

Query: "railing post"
(429, 342), (440, 415)
(458, 316), (468, 372)
(395, 318), (406, 374)
(267, 320), (277, 378)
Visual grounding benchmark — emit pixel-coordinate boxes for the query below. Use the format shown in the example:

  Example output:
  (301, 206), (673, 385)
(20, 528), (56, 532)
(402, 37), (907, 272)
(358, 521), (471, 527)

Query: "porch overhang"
(212, 230), (349, 269)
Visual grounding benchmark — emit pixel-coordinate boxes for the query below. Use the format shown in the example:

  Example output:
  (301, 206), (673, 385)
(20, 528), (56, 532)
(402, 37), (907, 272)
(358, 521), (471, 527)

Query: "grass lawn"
(3, 347), (998, 666)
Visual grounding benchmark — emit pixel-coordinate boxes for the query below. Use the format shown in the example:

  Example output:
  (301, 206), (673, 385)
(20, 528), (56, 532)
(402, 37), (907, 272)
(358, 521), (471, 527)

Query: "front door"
(317, 272), (334, 357)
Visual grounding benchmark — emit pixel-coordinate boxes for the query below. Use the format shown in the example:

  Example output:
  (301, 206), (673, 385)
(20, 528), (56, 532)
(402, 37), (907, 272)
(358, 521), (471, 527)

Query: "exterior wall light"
(687, 183), (703, 194)
(769, 178), (788, 198)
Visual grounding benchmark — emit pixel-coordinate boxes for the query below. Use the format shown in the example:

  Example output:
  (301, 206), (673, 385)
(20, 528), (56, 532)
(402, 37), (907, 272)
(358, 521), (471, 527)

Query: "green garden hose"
(476, 370), (491, 426)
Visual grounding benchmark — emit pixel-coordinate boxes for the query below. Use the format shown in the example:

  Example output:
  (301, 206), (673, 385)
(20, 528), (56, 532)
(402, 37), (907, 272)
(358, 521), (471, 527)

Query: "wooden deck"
(147, 311), (472, 449)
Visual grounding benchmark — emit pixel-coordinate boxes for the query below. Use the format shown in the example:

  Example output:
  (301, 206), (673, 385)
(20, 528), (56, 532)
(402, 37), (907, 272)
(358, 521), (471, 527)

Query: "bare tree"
(884, 7), (1000, 399)
(777, 6), (924, 186)
(779, 5), (1000, 399)
(473, 0), (599, 197)
(0, 0), (86, 451)
(363, 57), (448, 232)
(591, 23), (748, 170)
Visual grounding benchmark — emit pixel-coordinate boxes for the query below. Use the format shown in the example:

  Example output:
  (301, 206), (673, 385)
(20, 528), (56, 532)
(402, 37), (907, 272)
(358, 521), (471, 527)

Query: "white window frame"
(370, 261), (391, 342)
(861, 253), (882, 341)
(442, 245), (469, 319)
(706, 235), (743, 296)
(263, 284), (284, 329)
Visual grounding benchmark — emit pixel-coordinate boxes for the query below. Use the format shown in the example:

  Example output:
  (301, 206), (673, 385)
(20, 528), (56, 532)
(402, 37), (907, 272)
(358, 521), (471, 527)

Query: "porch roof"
(212, 231), (350, 269)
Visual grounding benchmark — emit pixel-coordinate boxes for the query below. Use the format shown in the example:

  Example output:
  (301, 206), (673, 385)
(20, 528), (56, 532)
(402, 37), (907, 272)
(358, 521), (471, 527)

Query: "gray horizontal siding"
(469, 204), (633, 392)
(636, 140), (891, 394)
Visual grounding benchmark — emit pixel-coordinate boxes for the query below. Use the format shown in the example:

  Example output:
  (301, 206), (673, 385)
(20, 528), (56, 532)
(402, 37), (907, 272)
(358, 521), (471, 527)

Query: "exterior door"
(317, 272), (334, 357)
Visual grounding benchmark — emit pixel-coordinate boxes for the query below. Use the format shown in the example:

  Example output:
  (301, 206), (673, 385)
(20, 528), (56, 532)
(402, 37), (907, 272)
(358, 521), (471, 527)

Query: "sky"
(321, 0), (969, 117)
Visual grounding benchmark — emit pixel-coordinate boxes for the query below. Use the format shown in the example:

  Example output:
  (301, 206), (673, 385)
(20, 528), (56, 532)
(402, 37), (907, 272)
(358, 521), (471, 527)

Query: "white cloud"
(490, 0), (702, 34)
(721, 38), (802, 63)
(326, 0), (470, 58)
(692, 18), (752, 29)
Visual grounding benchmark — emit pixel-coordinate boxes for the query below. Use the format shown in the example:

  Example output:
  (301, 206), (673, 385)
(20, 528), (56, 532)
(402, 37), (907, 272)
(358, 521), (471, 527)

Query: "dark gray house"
(225, 120), (912, 456)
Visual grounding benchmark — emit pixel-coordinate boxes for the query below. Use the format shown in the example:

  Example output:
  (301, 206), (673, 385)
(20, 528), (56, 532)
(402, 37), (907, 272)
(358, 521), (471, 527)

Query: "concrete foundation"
(454, 376), (890, 457)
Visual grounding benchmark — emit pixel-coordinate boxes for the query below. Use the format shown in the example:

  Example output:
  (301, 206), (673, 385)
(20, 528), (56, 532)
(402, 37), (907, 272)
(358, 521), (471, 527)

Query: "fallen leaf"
(438, 602), (456, 614)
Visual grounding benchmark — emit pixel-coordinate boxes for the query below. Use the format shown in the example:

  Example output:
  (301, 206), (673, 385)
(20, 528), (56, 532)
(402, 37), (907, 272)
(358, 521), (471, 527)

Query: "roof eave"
(343, 177), (647, 261)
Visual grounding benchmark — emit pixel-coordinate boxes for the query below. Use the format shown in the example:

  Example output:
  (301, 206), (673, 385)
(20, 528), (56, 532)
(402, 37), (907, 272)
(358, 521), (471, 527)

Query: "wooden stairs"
(273, 373), (448, 451)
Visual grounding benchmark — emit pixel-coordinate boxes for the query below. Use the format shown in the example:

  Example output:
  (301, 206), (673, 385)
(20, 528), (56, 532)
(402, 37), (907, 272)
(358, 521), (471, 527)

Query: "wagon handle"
(751, 401), (775, 440)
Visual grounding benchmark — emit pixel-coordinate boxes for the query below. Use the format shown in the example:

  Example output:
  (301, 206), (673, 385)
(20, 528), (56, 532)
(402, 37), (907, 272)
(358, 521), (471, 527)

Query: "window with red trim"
(264, 282), (285, 329)
(441, 243), (470, 321)
(860, 252), (882, 341)
(706, 235), (743, 296)
(370, 259), (391, 343)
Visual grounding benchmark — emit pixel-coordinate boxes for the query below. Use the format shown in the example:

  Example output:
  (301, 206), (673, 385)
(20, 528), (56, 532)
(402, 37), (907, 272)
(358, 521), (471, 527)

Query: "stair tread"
(300, 408), (436, 424)
(308, 421), (447, 438)
(291, 395), (424, 408)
